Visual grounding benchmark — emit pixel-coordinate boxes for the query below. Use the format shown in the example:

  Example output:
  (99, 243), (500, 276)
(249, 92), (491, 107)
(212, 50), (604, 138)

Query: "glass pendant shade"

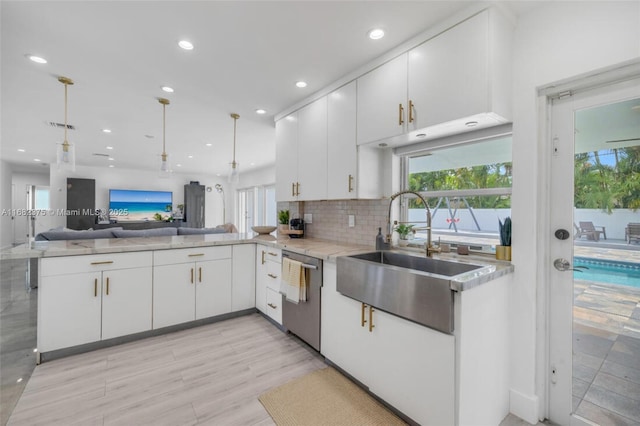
(228, 161), (240, 184)
(159, 152), (171, 179)
(57, 76), (76, 172)
(57, 140), (75, 171)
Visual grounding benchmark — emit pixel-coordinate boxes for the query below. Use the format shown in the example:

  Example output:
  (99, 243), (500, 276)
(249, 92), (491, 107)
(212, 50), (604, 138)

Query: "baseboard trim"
(509, 388), (540, 425)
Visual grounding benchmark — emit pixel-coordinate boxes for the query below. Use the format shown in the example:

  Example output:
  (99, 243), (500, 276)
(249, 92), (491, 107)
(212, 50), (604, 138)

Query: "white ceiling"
(3, 0), (495, 176)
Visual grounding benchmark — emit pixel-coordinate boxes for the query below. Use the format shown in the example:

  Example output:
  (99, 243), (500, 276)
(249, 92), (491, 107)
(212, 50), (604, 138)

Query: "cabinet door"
(297, 96), (328, 201)
(328, 81), (357, 199)
(409, 11), (488, 129)
(231, 244), (255, 311)
(255, 246), (267, 313)
(196, 259), (232, 319)
(153, 263), (195, 329)
(368, 309), (455, 426)
(38, 272), (102, 352)
(275, 113), (298, 202)
(320, 263), (372, 386)
(101, 267), (152, 340)
(265, 287), (282, 325)
(357, 54), (408, 145)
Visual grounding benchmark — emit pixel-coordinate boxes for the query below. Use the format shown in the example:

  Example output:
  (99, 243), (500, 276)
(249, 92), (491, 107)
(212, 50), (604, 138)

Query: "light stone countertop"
(1, 233), (513, 291)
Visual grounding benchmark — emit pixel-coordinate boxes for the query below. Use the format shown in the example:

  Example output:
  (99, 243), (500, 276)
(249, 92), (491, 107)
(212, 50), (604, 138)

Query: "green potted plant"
(278, 210), (290, 233)
(496, 216), (512, 261)
(394, 223), (415, 247)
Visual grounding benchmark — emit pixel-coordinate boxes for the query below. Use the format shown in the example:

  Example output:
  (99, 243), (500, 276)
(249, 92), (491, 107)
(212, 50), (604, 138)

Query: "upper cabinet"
(357, 9), (512, 146)
(275, 98), (328, 202)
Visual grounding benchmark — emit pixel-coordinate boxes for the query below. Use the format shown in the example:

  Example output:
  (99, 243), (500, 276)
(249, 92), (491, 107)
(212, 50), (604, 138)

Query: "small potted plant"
(496, 216), (512, 261)
(394, 223), (415, 247)
(278, 210), (290, 233)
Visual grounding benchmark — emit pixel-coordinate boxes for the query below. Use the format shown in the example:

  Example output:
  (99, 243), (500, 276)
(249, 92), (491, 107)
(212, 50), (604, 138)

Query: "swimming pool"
(573, 257), (640, 289)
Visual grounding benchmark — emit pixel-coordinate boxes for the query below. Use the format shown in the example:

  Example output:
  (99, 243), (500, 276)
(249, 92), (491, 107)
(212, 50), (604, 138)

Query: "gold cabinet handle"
(268, 252), (278, 257)
(361, 302), (367, 327)
(292, 182), (296, 197)
(261, 250), (266, 265)
(94, 278), (98, 297)
(348, 174), (354, 193)
(106, 277), (110, 296)
(199, 267), (202, 283)
(398, 103), (404, 125)
(91, 261), (114, 265)
(190, 268), (194, 284)
(369, 306), (375, 332)
(409, 99), (415, 123)
(268, 273), (278, 279)
(188, 253), (204, 257)
(268, 303), (277, 309)
(296, 182), (300, 196)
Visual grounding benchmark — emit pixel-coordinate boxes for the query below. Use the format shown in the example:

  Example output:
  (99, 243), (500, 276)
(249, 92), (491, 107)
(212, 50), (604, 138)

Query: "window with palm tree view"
(403, 135), (512, 250)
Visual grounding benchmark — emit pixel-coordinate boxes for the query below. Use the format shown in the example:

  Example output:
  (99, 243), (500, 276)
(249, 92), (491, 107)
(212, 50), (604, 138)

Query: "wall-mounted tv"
(109, 189), (172, 222)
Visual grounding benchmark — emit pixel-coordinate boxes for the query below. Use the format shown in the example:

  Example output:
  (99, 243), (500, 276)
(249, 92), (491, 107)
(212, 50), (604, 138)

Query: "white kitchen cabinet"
(275, 97), (328, 202)
(408, 10), (511, 131)
(255, 245), (282, 324)
(275, 113), (298, 202)
(153, 246), (232, 329)
(356, 54), (408, 145)
(38, 252), (153, 352)
(321, 261), (455, 425)
(357, 9), (512, 146)
(231, 244), (256, 311)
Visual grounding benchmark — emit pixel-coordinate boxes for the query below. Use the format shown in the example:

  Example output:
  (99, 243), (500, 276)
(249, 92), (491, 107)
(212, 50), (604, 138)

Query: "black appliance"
(289, 218), (304, 238)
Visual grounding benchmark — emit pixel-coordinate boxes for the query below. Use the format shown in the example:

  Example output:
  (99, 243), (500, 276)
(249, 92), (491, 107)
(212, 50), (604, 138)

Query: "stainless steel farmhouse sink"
(336, 251), (490, 333)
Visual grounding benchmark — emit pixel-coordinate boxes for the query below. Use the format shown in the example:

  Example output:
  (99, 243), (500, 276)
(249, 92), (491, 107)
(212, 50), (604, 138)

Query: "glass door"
(549, 78), (640, 424)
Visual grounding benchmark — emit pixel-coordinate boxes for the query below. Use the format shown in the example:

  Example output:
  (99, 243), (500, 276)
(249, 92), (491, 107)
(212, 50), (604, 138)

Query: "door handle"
(408, 99), (414, 123)
(369, 306), (375, 332)
(348, 174), (354, 193)
(361, 302), (367, 327)
(398, 103), (404, 125)
(553, 258), (588, 272)
(199, 267), (202, 283)
(106, 277), (110, 295)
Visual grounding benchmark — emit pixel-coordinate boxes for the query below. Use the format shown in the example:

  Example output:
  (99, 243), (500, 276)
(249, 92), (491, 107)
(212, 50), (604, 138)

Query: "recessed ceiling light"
(33, 158), (41, 162)
(106, 146), (113, 150)
(368, 28), (385, 40)
(256, 109), (266, 114)
(188, 155), (193, 159)
(465, 121), (478, 127)
(296, 81), (307, 88)
(102, 129), (112, 133)
(161, 86), (174, 93)
(176, 164), (182, 167)
(17, 148), (25, 152)
(108, 157), (114, 161)
(216, 173), (221, 177)
(250, 162), (255, 166)
(145, 134), (154, 139)
(205, 143), (212, 147)
(108, 165), (115, 168)
(27, 55), (47, 64)
(178, 40), (194, 50)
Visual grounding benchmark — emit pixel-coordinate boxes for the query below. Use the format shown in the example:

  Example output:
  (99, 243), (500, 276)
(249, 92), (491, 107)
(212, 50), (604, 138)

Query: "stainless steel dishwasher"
(281, 250), (322, 352)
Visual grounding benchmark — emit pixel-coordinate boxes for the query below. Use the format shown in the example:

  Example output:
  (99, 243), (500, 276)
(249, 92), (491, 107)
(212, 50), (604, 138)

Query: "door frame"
(539, 59), (640, 423)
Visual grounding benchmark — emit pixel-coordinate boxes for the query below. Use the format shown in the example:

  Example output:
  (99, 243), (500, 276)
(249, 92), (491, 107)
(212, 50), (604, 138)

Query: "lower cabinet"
(255, 244), (283, 324)
(153, 246), (232, 329)
(232, 244), (256, 311)
(321, 262), (455, 425)
(38, 252), (153, 352)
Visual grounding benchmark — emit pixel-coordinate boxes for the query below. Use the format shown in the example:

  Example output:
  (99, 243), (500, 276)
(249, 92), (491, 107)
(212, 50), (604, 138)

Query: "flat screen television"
(109, 189), (173, 222)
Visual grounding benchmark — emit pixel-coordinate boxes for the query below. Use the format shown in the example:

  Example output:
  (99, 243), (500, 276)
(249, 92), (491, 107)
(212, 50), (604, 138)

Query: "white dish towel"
(280, 257), (307, 303)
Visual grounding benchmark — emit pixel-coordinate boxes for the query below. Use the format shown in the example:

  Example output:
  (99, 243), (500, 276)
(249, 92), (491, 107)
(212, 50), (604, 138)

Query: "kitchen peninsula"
(2, 233), (513, 425)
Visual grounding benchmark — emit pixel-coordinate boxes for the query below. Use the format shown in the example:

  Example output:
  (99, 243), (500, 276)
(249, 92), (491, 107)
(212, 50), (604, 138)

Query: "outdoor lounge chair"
(626, 222), (640, 244)
(578, 221), (607, 241)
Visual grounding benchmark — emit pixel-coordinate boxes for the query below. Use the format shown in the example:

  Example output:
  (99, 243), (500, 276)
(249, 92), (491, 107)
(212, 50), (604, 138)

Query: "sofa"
(35, 225), (231, 241)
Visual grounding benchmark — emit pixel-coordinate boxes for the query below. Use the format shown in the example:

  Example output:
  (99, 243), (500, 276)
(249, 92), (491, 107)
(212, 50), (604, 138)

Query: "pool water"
(573, 257), (640, 289)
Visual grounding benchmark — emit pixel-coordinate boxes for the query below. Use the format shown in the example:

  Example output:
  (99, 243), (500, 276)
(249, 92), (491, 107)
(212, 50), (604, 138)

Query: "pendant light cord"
(63, 82), (68, 143)
(231, 113), (239, 167)
(162, 102), (166, 155)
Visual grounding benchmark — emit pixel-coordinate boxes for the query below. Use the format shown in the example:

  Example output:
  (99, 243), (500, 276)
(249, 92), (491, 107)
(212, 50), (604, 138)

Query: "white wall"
(237, 166), (275, 189)
(511, 2), (640, 422)
(0, 160), (15, 248)
(48, 165), (229, 229)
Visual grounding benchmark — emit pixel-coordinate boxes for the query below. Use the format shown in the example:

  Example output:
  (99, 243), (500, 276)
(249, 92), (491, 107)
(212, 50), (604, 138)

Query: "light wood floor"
(7, 314), (326, 425)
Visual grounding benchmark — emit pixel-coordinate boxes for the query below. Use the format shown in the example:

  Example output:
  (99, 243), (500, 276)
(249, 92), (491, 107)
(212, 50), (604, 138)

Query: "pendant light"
(158, 98), (171, 178)
(228, 113), (240, 183)
(56, 76), (75, 171)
